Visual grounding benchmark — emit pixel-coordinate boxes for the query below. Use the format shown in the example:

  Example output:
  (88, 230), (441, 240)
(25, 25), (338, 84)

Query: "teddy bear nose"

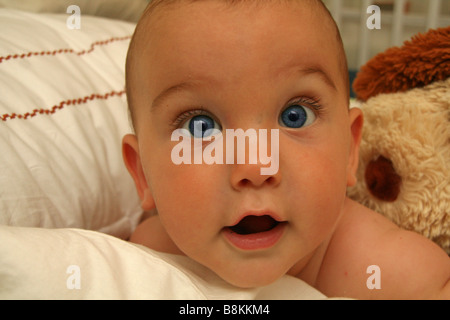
(365, 156), (402, 202)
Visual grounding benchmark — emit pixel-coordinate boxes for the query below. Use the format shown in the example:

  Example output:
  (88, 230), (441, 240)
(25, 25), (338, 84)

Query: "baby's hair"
(126, 0), (349, 130)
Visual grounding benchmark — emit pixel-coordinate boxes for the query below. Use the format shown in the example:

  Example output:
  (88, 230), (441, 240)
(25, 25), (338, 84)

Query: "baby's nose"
(230, 162), (281, 190)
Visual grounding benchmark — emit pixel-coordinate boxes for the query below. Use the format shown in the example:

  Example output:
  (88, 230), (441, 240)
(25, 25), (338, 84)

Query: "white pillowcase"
(0, 0), (148, 22)
(0, 225), (329, 300)
(0, 8), (142, 239)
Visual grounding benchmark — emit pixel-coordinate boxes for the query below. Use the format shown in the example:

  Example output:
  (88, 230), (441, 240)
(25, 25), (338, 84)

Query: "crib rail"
(327, 0), (450, 68)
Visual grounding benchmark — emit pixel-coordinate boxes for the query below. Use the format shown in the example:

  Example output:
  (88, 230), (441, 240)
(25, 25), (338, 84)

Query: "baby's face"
(127, 0), (361, 287)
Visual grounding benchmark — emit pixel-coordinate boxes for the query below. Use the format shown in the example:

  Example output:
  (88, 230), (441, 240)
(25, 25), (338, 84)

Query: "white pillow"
(0, 0), (149, 22)
(0, 225), (330, 300)
(0, 8), (142, 239)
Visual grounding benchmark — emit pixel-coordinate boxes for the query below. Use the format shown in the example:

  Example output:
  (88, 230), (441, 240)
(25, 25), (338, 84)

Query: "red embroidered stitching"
(0, 36), (131, 64)
(1, 89), (126, 121)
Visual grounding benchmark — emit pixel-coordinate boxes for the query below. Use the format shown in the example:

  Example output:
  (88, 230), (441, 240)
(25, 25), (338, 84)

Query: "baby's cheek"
(151, 163), (223, 234)
(284, 144), (347, 216)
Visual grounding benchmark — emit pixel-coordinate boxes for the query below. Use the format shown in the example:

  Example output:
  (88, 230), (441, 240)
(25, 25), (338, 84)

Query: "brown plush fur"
(347, 79), (450, 254)
(353, 26), (450, 101)
(348, 27), (450, 254)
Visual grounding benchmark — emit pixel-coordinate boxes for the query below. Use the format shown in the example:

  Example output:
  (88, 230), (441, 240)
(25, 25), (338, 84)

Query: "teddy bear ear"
(364, 156), (402, 202)
(352, 26), (450, 102)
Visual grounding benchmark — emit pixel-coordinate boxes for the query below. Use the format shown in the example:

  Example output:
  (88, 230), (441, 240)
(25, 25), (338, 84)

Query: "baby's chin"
(222, 272), (284, 289)
(210, 261), (288, 289)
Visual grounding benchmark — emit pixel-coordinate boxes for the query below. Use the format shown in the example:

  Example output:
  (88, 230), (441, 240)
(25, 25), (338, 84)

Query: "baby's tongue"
(230, 215), (277, 235)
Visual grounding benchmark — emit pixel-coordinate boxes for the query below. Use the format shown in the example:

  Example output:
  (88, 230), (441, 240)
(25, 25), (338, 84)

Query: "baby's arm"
(380, 227), (450, 299)
(318, 200), (450, 299)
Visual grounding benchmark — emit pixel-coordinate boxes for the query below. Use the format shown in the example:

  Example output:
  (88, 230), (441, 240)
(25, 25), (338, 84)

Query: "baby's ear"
(346, 107), (364, 187)
(122, 134), (155, 211)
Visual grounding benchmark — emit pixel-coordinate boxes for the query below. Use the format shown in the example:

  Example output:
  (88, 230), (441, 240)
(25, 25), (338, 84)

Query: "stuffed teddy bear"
(347, 26), (450, 255)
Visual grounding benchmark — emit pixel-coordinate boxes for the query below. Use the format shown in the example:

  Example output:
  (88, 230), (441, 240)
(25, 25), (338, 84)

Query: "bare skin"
(124, 0), (450, 299)
(130, 199), (450, 299)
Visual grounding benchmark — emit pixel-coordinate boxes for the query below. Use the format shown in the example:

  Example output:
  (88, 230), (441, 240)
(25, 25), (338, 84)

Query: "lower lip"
(222, 222), (287, 251)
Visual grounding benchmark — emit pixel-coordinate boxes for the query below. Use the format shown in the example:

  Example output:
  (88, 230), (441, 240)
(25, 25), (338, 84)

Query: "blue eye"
(182, 115), (221, 138)
(279, 104), (316, 128)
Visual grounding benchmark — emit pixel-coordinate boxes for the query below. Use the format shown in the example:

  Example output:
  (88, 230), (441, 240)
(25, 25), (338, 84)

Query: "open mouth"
(223, 215), (286, 250)
(228, 215), (280, 235)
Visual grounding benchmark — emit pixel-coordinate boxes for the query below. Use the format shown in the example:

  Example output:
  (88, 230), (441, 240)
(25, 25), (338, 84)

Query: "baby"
(122, 0), (450, 299)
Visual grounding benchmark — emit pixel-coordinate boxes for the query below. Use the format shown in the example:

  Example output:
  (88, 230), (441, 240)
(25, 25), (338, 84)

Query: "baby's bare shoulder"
(318, 199), (450, 299)
(371, 226), (450, 299)
(130, 214), (184, 255)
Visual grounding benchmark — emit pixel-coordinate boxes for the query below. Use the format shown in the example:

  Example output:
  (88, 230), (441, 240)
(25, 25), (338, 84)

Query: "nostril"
(235, 175), (277, 189)
(266, 176), (276, 185)
(237, 178), (251, 188)
(365, 155), (402, 202)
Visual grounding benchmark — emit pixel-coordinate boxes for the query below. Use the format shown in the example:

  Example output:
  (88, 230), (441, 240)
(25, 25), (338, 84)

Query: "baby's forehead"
(133, 0), (340, 66)
(142, 2), (338, 70)
(143, 0), (328, 26)
(127, 0), (348, 127)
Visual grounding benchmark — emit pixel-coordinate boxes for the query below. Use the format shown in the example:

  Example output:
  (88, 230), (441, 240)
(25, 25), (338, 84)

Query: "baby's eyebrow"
(296, 66), (338, 92)
(151, 66), (338, 111)
(151, 82), (198, 111)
